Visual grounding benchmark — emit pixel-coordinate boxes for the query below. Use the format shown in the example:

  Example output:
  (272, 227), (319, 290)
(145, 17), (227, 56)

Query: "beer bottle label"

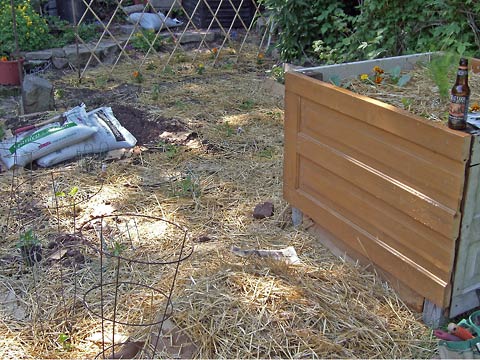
(448, 94), (469, 127)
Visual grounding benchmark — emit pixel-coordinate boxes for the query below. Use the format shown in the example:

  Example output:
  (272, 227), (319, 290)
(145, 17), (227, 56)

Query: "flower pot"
(0, 58), (24, 86)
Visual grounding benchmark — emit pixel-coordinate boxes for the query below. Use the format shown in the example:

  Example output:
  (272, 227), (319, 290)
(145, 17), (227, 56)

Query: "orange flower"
(0, 56), (7, 61)
(373, 65), (384, 74)
(374, 76), (383, 84)
(133, 71), (140, 78)
(258, 53), (264, 60)
(470, 102), (480, 112)
(212, 47), (218, 54)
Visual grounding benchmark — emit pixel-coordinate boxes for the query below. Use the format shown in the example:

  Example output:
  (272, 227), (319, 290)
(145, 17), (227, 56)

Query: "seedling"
(58, 333), (72, 351)
(239, 99), (255, 111)
(158, 140), (179, 159)
(388, 66), (412, 87)
(151, 84), (161, 101)
(17, 229), (42, 266)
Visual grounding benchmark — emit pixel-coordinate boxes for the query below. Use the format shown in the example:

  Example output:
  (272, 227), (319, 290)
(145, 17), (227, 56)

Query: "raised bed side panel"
(283, 71), (472, 307)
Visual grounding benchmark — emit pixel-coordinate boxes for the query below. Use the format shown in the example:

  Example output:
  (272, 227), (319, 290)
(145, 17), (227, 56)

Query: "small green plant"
(111, 241), (125, 256)
(239, 99), (255, 111)
(268, 65), (284, 84)
(57, 333), (72, 351)
(0, 123), (4, 139)
(131, 30), (164, 53)
(427, 53), (458, 100)
(151, 84), (161, 101)
(17, 229), (42, 266)
(162, 65), (175, 75)
(388, 66), (412, 87)
(158, 140), (179, 159)
(16, 229), (39, 248)
(401, 97), (412, 110)
(217, 122), (235, 137)
(196, 63), (205, 75)
(257, 147), (274, 159)
(174, 175), (200, 198)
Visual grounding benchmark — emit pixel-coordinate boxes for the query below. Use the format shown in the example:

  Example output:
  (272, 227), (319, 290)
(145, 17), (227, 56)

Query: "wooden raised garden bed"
(283, 53), (480, 321)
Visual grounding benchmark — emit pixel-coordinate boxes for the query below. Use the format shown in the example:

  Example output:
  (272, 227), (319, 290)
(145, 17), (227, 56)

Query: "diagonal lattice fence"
(42, 0), (273, 80)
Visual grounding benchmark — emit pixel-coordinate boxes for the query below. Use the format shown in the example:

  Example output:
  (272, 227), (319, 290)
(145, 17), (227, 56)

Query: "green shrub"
(131, 30), (165, 53)
(263, 0), (480, 64)
(0, 0), (53, 57)
(260, 0), (353, 63)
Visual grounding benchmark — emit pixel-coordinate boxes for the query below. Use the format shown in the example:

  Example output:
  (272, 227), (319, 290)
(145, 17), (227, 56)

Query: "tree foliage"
(261, 0), (480, 64)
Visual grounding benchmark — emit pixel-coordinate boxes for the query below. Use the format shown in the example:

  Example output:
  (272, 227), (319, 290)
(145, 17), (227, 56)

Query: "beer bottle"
(448, 58), (470, 130)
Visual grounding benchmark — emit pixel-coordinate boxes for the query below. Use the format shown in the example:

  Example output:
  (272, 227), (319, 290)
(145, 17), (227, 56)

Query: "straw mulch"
(0, 46), (437, 359)
(345, 59), (480, 124)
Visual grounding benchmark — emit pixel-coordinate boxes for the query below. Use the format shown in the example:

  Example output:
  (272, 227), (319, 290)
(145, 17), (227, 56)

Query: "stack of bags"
(0, 104), (137, 169)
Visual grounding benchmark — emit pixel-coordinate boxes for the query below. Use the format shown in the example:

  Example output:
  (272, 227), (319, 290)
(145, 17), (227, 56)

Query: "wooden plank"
(285, 72), (472, 163)
(301, 99), (467, 209)
(283, 91), (300, 192)
(286, 185), (451, 307)
(307, 222), (425, 313)
(296, 134), (461, 238)
(299, 157), (454, 280)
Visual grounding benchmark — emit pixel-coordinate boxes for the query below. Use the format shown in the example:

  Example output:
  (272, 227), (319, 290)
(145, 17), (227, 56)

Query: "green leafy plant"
(16, 229), (39, 248)
(174, 175), (200, 198)
(427, 53), (458, 99)
(267, 64), (284, 84)
(17, 229), (42, 266)
(0, 0), (53, 57)
(239, 99), (255, 111)
(58, 333), (72, 351)
(388, 66), (411, 87)
(158, 140), (179, 159)
(260, 0), (353, 63)
(131, 29), (164, 53)
(0, 123), (4, 139)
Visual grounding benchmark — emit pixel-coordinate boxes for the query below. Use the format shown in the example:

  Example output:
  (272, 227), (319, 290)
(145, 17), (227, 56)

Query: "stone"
(177, 31), (215, 44)
(24, 49), (53, 61)
(51, 48), (66, 58)
(52, 57), (69, 69)
(21, 75), (55, 114)
(253, 201), (274, 219)
(63, 44), (93, 67)
(122, 4), (145, 14)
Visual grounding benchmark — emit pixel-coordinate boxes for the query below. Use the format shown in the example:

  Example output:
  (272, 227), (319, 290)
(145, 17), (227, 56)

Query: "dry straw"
(0, 46), (436, 359)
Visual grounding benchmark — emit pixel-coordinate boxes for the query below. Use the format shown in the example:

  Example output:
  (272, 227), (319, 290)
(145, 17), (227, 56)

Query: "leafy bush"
(263, 0), (480, 64)
(131, 30), (165, 53)
(260, 0), (353, 63)
(46, 15), (98, 48)
(0, 0), (53, 57)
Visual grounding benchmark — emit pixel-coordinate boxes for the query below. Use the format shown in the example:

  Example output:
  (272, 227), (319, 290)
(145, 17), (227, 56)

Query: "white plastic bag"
(37, 106), (137, 167)
(0, 112), (97, 169)
(127, 11), (183, 30)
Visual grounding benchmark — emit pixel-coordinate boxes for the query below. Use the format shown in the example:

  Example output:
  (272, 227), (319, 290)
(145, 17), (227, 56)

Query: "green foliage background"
(261, 0), (480, 64)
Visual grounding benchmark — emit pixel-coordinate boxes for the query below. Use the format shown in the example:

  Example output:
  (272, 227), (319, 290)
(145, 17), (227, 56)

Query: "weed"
(257, 147), (274, 158)
(58, 333), (72, 351)
(239, 99), (255, 111)
(388, 66), (412, 86)
(427, 53), (458, 100)
(401, 97), (412, 110)
(196, 63), (205, 75)
(268, 65), (285, 84)
(217, 122), (235, 137)
(0, 123), (4, 139)
(174, 175), (200, 198)
(158, 140), (179, 159)
(151, 84), (161, 101)
(162, 66), (175, 75)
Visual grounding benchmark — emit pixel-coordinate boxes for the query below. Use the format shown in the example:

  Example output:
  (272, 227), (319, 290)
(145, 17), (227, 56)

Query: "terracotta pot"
(0, 58), (24, 86)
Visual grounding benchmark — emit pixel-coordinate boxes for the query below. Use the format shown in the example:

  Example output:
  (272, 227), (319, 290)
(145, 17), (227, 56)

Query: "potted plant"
(16, 229), (42, 266)
(0, 0), (55, 85)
